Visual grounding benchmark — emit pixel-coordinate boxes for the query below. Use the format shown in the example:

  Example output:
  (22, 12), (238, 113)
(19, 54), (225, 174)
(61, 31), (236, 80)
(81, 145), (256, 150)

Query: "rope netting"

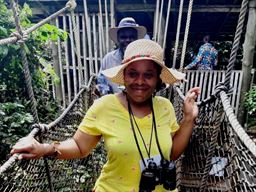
(171, 85), (256, 191)
(0, 76), (107, 192)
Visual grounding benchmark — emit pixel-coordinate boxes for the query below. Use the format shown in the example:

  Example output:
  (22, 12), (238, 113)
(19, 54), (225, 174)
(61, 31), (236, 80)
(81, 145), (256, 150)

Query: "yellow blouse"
(79, 94), (179, 192)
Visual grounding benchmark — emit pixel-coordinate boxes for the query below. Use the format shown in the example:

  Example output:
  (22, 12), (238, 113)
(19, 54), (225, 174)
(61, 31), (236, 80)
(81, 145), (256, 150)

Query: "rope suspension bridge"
(0, 0), (255, 191)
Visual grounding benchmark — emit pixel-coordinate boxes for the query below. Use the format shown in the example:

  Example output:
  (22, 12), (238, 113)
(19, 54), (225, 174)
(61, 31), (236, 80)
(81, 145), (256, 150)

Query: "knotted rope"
(0, 0), (76, 46)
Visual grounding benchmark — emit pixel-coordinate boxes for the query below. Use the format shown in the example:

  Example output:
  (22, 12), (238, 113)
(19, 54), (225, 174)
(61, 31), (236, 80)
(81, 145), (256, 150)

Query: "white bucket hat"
(101, 39), (186, 85)
(109, 17), (147, 44)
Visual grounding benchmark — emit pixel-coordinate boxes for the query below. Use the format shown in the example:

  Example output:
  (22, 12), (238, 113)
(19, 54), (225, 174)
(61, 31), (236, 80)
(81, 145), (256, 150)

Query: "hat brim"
(109, 26), (147, 44)
(101, 57), (186, 85)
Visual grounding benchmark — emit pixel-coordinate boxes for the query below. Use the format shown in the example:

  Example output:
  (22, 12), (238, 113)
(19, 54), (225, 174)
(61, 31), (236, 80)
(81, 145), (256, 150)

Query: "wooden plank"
(63, 15), (71, 103)
(198, 71), (204, 101)
(235, 71), (243, 115)
(110, 0), (115, 50)
(68, 14), (78, 95)
(82, 14), (89, 84)
(98, 14), (103, 64)
(75, 13), (83, 89)
(104, 0), (109, 53)
(189, 71), (194, 92)
(98, 0), (105, 55)
(92, 14), (98, 74)
(56, 17), (66, 107)
(83, 0), (94, 76)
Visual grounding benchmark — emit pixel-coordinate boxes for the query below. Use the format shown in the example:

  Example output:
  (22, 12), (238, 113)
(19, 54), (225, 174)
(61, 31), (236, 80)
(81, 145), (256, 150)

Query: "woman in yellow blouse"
(11, 39), (200, 192)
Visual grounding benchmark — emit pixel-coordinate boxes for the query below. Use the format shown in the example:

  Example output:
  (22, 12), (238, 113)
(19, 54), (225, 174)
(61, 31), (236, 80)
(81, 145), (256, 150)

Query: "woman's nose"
(135, 74), (145, 84)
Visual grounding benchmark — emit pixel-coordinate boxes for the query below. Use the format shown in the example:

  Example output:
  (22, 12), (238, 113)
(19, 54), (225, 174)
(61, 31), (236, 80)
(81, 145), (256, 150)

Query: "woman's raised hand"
(10, 136), (52, 160)
(183, 87), (200, 121)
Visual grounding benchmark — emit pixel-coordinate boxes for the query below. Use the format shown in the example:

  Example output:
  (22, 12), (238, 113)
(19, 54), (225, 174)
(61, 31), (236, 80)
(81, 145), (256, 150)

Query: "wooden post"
(50, 20), (62, 104)
(238, 0), (256, 126)
(110, 0), (115, 49)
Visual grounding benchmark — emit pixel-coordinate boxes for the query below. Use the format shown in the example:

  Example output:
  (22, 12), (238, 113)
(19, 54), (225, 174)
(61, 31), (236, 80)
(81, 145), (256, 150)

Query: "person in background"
(11, 39), (200, 192)
(97, 17), (147, 95)
(184, 35), (218, 70)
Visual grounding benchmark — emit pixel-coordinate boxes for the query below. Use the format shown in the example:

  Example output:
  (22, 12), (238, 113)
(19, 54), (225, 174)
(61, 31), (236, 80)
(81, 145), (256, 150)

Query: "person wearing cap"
(97, 17), (147, 95)
(11, 39), (200, 192)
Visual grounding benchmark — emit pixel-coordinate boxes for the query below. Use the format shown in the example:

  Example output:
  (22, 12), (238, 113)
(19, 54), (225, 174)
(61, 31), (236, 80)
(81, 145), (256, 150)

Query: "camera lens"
(139, 169), (157, 192)
(161, 161), (176, 190)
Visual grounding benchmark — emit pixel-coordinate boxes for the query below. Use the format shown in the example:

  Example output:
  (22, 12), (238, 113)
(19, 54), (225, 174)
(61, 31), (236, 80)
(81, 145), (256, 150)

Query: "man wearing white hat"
(97, 17), (147, 95)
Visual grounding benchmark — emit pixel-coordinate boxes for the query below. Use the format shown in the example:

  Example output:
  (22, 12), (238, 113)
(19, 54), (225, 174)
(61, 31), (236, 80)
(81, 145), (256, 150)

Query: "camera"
(139, 159), (176, 192)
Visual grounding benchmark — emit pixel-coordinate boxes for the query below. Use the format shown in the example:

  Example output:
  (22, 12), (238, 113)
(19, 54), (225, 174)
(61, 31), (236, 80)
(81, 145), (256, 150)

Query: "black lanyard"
(126, 95), (165, 167)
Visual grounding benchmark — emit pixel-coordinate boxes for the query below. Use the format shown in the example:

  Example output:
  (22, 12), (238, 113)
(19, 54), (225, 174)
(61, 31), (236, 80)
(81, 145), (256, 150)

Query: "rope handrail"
(0, 0), (76, 46)
(220, 90), (256, 157)
(224, 0), (249, 88)
(0, 74), (96, 175)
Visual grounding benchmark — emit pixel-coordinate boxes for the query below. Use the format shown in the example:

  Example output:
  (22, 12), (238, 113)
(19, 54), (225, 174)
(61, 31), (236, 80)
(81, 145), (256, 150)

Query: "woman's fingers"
(11, 136), (33, 151)
(18, 153), (37, 160)
(186, 87), (200, 101)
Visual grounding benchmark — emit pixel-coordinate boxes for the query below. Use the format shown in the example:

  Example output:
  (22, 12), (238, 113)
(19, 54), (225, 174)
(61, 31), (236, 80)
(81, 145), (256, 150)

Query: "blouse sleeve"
(78, 99), (103, 136)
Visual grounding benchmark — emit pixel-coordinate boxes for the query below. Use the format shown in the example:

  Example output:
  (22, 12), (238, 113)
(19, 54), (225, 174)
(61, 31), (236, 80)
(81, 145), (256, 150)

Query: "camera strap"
(126, 95), (165, 167)
(150, 99), (165, 159)
(127, 97), (153, 167)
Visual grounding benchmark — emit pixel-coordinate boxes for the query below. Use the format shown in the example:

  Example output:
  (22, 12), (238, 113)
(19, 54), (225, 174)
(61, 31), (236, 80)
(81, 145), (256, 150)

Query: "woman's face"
(124, 60), (160, 105)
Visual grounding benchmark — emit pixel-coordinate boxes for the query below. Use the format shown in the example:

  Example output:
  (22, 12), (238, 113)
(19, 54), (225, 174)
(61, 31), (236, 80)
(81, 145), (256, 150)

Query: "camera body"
(139, 159), (176, 192)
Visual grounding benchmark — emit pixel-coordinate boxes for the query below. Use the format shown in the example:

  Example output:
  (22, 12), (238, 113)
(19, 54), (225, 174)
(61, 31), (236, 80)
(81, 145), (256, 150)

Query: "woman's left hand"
(183, 87), (200, 121)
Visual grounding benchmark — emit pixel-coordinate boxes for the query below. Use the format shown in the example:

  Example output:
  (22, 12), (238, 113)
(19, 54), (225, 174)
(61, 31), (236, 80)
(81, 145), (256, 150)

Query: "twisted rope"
(220, 91), (256, 157)
(172, 0), (184, 68)
(180, 0), (194, 70)
(224, 0), (249, 88)
(10, 0), (39, 123)
(0, 0), (75, 46)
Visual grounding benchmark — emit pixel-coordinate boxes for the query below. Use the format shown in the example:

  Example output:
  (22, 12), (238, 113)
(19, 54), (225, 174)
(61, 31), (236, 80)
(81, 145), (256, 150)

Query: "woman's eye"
(128, 71), (138, 78)
(143, 73), (154, 79)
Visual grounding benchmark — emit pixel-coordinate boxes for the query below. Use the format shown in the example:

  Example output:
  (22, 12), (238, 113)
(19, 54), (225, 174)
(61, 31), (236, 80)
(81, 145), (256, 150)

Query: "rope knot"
(214, 82), (233, 97)
(66, 0), (77, 11)
(10, 31), (28, 44)
(31, 123), (49, 135)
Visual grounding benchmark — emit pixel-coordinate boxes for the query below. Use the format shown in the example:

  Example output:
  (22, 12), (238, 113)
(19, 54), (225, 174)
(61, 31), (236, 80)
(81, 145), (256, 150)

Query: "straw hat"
(101, 39), (186, 85)
(109, 17), (147, 44)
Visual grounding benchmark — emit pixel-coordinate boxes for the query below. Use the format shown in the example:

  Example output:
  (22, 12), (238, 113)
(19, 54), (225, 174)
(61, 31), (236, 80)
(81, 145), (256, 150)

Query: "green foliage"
(244, 85), (256, 128)
(0, 102), (33, 162)
(215, 41), (243, 70)
(0, 1), (67, 162)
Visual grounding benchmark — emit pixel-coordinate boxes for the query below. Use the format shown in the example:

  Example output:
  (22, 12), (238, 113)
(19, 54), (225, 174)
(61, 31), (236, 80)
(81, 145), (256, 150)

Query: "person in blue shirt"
(184, 35), (218, 70)
(97, 17), (147, 95)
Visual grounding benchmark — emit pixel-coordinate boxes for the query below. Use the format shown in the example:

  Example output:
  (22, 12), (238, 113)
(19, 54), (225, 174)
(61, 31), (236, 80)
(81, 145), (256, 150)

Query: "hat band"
(120, 22), (138, 27)
(122, 54), (151, 64)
